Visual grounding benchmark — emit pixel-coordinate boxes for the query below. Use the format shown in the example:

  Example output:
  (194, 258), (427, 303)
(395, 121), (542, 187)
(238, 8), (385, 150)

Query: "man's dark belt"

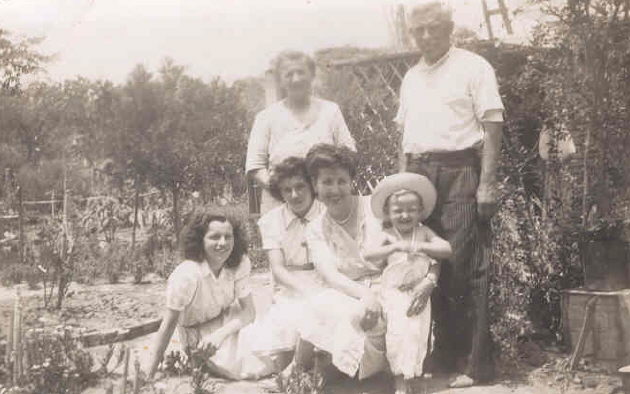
(407, 148), (480, 166)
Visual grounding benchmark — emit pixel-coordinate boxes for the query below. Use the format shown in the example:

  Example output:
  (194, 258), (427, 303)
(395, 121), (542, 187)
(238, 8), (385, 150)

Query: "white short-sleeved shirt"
(166, 257), (252, 328)
(257, 200), (324, 267)
(245, 97), (356, 174)
(395, 47), (504, 154)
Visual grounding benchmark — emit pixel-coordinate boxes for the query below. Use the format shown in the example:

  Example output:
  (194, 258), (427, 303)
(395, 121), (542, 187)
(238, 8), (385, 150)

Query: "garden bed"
(0, 275), (625, 393)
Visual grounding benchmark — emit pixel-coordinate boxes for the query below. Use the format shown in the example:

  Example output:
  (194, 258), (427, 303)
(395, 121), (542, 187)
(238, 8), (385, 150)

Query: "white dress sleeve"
(165, 262), (198, 312)
(245, 110), (271, 173)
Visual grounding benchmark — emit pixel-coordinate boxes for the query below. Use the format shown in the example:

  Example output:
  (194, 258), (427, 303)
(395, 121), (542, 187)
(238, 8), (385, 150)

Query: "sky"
(0, 0), (535, 84)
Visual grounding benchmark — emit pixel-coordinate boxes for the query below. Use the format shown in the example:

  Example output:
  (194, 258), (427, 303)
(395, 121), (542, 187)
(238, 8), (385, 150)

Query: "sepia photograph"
(1, 0), (630, 393)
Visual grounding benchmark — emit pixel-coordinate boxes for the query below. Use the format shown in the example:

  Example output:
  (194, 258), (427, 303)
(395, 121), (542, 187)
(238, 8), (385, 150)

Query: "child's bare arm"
(363, 232), (409, 264)
(414, 226), (452, 260)
(363, 240), (398, 263)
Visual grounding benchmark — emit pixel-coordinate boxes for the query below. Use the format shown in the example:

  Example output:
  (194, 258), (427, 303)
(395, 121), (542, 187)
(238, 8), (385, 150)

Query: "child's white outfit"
(378, 224), (437, 379)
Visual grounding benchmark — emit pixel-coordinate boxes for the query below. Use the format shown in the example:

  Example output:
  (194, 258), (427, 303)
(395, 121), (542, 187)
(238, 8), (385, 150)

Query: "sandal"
(448, 374), (474, 388)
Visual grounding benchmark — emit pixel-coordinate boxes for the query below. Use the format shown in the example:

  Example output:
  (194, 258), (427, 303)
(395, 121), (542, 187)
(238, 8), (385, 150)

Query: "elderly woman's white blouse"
(166, 257), (252, 330)
(245, 98), (356, 174)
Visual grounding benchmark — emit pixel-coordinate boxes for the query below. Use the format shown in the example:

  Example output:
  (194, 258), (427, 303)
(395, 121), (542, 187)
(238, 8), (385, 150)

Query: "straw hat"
(370, 172), (437, 220)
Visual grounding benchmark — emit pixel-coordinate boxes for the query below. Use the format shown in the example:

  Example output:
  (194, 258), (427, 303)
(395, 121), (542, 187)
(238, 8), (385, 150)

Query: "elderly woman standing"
(291, 144), (388, 382)
(245, 50), (356, 214)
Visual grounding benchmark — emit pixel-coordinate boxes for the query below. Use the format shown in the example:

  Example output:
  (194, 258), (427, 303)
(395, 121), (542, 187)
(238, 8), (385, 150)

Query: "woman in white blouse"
(245, 50), (356, 214)
(147, 212), (275, 380)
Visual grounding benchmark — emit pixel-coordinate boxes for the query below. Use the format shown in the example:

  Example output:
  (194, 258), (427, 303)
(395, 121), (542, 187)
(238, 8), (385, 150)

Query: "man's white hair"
(406, 0), (454, 23)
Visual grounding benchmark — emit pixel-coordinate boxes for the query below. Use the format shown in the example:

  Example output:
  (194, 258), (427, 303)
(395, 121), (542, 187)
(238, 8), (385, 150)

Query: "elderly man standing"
(395, 1), (504, 388)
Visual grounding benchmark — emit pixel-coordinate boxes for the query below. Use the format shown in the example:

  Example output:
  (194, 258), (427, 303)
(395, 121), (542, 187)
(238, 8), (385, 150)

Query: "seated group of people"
(148, 144), (451, 394)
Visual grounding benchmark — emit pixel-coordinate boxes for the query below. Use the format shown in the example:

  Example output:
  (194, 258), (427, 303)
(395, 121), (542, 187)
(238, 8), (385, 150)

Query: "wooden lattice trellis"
(323, 51), (422, 194)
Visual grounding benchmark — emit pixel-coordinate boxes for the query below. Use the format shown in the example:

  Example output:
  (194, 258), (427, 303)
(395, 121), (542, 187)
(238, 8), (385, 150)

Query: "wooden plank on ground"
(80, 319), (162, 348)
(0, 318), (162, 353)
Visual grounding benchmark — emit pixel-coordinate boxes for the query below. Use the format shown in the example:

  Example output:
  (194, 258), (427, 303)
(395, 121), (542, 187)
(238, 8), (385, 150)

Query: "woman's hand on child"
(361, 292), (382, 314)
(407, 281), (434, 317)
(359, 292), (382, 331)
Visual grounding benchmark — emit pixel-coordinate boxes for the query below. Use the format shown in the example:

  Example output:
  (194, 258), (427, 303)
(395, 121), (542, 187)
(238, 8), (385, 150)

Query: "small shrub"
(0, 263), (39, 288)
(102, 242), (129, 284)
(160, 348), (218, 394)
(154, 245), (178, 280)
(131, 247), (150, 284)
(1, 326), (97, 393)
(72, 233), (102, 285)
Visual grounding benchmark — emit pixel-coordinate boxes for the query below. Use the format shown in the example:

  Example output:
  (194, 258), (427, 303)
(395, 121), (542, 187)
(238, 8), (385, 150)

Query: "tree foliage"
(0, 29), (47, 94)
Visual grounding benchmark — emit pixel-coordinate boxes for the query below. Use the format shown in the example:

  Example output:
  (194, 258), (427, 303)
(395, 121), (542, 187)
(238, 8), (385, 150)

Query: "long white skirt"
(380, 254), (433, 379)
(380, 288), (431, 379)
(178, 304), (279, 380)
(297, 287), (388, 379)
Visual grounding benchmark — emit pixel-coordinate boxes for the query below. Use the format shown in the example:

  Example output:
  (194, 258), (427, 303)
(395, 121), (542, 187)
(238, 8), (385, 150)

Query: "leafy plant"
(284, 362), (325, 394)
(36, 217), (79, 310)
(160, 348), (218, 394)
(1, 326), (97, 393)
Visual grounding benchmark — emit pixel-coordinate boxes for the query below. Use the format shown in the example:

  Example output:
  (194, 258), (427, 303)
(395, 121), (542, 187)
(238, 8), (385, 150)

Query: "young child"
(364, 172), (452, 394)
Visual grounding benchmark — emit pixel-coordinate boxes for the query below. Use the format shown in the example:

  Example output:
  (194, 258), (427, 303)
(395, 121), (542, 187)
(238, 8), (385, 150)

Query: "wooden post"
(131, 184), (140, 251)
(133, 353), (141, 394)
(21, 336), (28, 379)
(63, 157), (68, 231)
(51, 189), (55, 218)
(13, 287), (22, 383)
(5, 310), (13, 384)
(496, 0), (513, 34)
(122, 346), (130, 394)
(17, 186), (24, 265)
(481, 0), (495, 40)
(172, 185), (180, 243)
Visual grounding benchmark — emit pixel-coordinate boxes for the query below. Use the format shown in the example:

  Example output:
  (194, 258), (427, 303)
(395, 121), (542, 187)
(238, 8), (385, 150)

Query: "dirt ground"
(0, 273), (625, 394)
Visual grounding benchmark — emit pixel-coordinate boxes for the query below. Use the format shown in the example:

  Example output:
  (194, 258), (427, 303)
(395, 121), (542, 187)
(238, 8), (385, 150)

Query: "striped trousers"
(407, 150), (493, 382)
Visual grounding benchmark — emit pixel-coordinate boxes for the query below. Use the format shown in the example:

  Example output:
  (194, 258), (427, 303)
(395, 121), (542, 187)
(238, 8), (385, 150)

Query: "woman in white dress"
(288, 143), (388, 383)
(147, 211), (276, 380)
(245, 50), (356, 214)
(251, 156), (325, 361)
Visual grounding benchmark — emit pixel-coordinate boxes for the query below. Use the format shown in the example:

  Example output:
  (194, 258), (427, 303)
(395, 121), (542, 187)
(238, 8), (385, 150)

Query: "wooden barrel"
(581, 240), (630, 291)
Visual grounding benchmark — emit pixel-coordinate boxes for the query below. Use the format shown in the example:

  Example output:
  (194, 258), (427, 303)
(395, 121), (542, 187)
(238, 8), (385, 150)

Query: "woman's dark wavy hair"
(179, 211), (248, 269)
(268, 156), (314, 202)
(305, 143), (357, 183)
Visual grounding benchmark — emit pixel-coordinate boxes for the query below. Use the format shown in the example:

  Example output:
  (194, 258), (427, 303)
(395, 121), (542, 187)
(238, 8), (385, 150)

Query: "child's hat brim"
(370, 172), (437, 220)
